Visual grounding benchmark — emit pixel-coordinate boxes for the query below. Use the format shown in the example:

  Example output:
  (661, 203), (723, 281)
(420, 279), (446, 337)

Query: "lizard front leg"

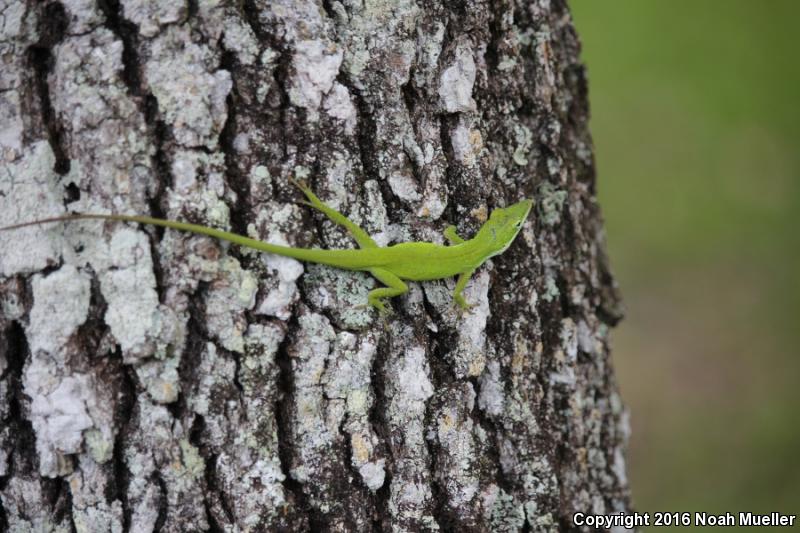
(367, 268), (408, 314)
(443, 225), (465, 245)
(291, 178), (378, 249)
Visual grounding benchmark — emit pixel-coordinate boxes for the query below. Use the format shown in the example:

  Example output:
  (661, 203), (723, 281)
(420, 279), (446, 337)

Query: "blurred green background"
(571, 0), (800, 525)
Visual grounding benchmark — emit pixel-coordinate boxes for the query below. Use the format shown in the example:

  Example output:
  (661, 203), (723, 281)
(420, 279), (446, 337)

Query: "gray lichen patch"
(388, 170), (422, 204)
(255, 252), (304, 321)
(283, 312), (374, 527)
(423, 270), (492, 377)
(428, 383), (481, 523)
(56, 0), (104, 33)
(323, 331), (384, 490)
(439, 39), (477, 113)
(124, 396), (208, 532)
(208, 323), (294, 527)
(143, 25), (232, 149)
(171, 321), (294, 529)
(0, 142), (66, 278)
(0, 86), (24, 159)
(22, 265), (118, 478)
(0, 2), (36, 162)
(303, 263), (374, 330)
(168, 149), (229, 204)
(542, 275), (560, 303)
(221, 15), (260, 67)
(512, 123), (534, 167)
(135, 356), (181, 404)
(249, 202), (309, 321)
(485, 485), (527, 532)
(184, 341), (236, 433)
(26, 264), (90, 356)
(1, 477), (73, 533)
(384, 326), (438, 529)
(334, 0), (419, 85)
(538, 181), (568, 226)
(323, 82), (358, 134)
(97, 228), (161, 360)
(450, 116), (484, 168)
(287, 314), (336, 451)
(68, 457), (124, 533)
(28, 374), (94, 477)
(289, 40), (344, 121)
(204, 256), (258, 353)
(50, 29), (156, 208)
(361, 180), (391, 243)
(478, 360), (505, 418)
(120, 0), (188, 38)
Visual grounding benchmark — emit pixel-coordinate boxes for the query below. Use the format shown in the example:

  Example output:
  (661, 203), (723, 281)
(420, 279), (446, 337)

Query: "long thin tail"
(0, 213), (346, 265)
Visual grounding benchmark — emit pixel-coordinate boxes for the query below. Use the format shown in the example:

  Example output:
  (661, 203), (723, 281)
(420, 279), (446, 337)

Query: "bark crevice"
(110, 349), (135, 533)
(97, 0), (172, 221)
(28, 2), (69, 175)
(273, 321), (311, 526)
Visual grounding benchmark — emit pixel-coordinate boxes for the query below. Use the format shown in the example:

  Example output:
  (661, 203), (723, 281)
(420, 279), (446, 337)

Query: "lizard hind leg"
(453, 269), (477, 311)
(290, 178), (378, 249)
(367, 268), (408, 315)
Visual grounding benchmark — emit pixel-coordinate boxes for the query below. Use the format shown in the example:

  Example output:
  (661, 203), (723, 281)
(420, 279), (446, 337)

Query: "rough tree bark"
(0, 0), (629, 531)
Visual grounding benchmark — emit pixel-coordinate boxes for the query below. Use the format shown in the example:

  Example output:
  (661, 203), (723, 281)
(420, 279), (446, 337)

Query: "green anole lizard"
(1, 181), (533, 314)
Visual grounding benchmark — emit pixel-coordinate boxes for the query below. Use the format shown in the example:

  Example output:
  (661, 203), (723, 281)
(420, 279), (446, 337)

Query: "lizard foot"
(353, 301), (392, 316)
(289, 176), (310, 191)
(454, 295), (478, 314)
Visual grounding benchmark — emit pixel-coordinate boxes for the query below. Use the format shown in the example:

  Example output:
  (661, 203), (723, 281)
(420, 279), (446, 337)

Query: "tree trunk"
(0, 1), (629, 531)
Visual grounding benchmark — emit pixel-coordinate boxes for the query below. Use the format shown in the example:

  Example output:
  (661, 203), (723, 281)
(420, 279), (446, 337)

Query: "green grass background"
(570, 0), (800, 525)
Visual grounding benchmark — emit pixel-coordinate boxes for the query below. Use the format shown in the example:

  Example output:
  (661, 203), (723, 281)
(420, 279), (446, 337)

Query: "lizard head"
(480, 199), (534, 257)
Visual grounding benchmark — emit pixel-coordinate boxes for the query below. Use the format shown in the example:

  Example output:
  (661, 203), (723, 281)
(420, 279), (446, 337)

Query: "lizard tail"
(0, 213), (352, 265)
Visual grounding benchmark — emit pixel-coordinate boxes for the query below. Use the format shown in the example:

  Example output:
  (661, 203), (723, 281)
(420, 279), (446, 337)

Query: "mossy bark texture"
(0, 1), (629, 531)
